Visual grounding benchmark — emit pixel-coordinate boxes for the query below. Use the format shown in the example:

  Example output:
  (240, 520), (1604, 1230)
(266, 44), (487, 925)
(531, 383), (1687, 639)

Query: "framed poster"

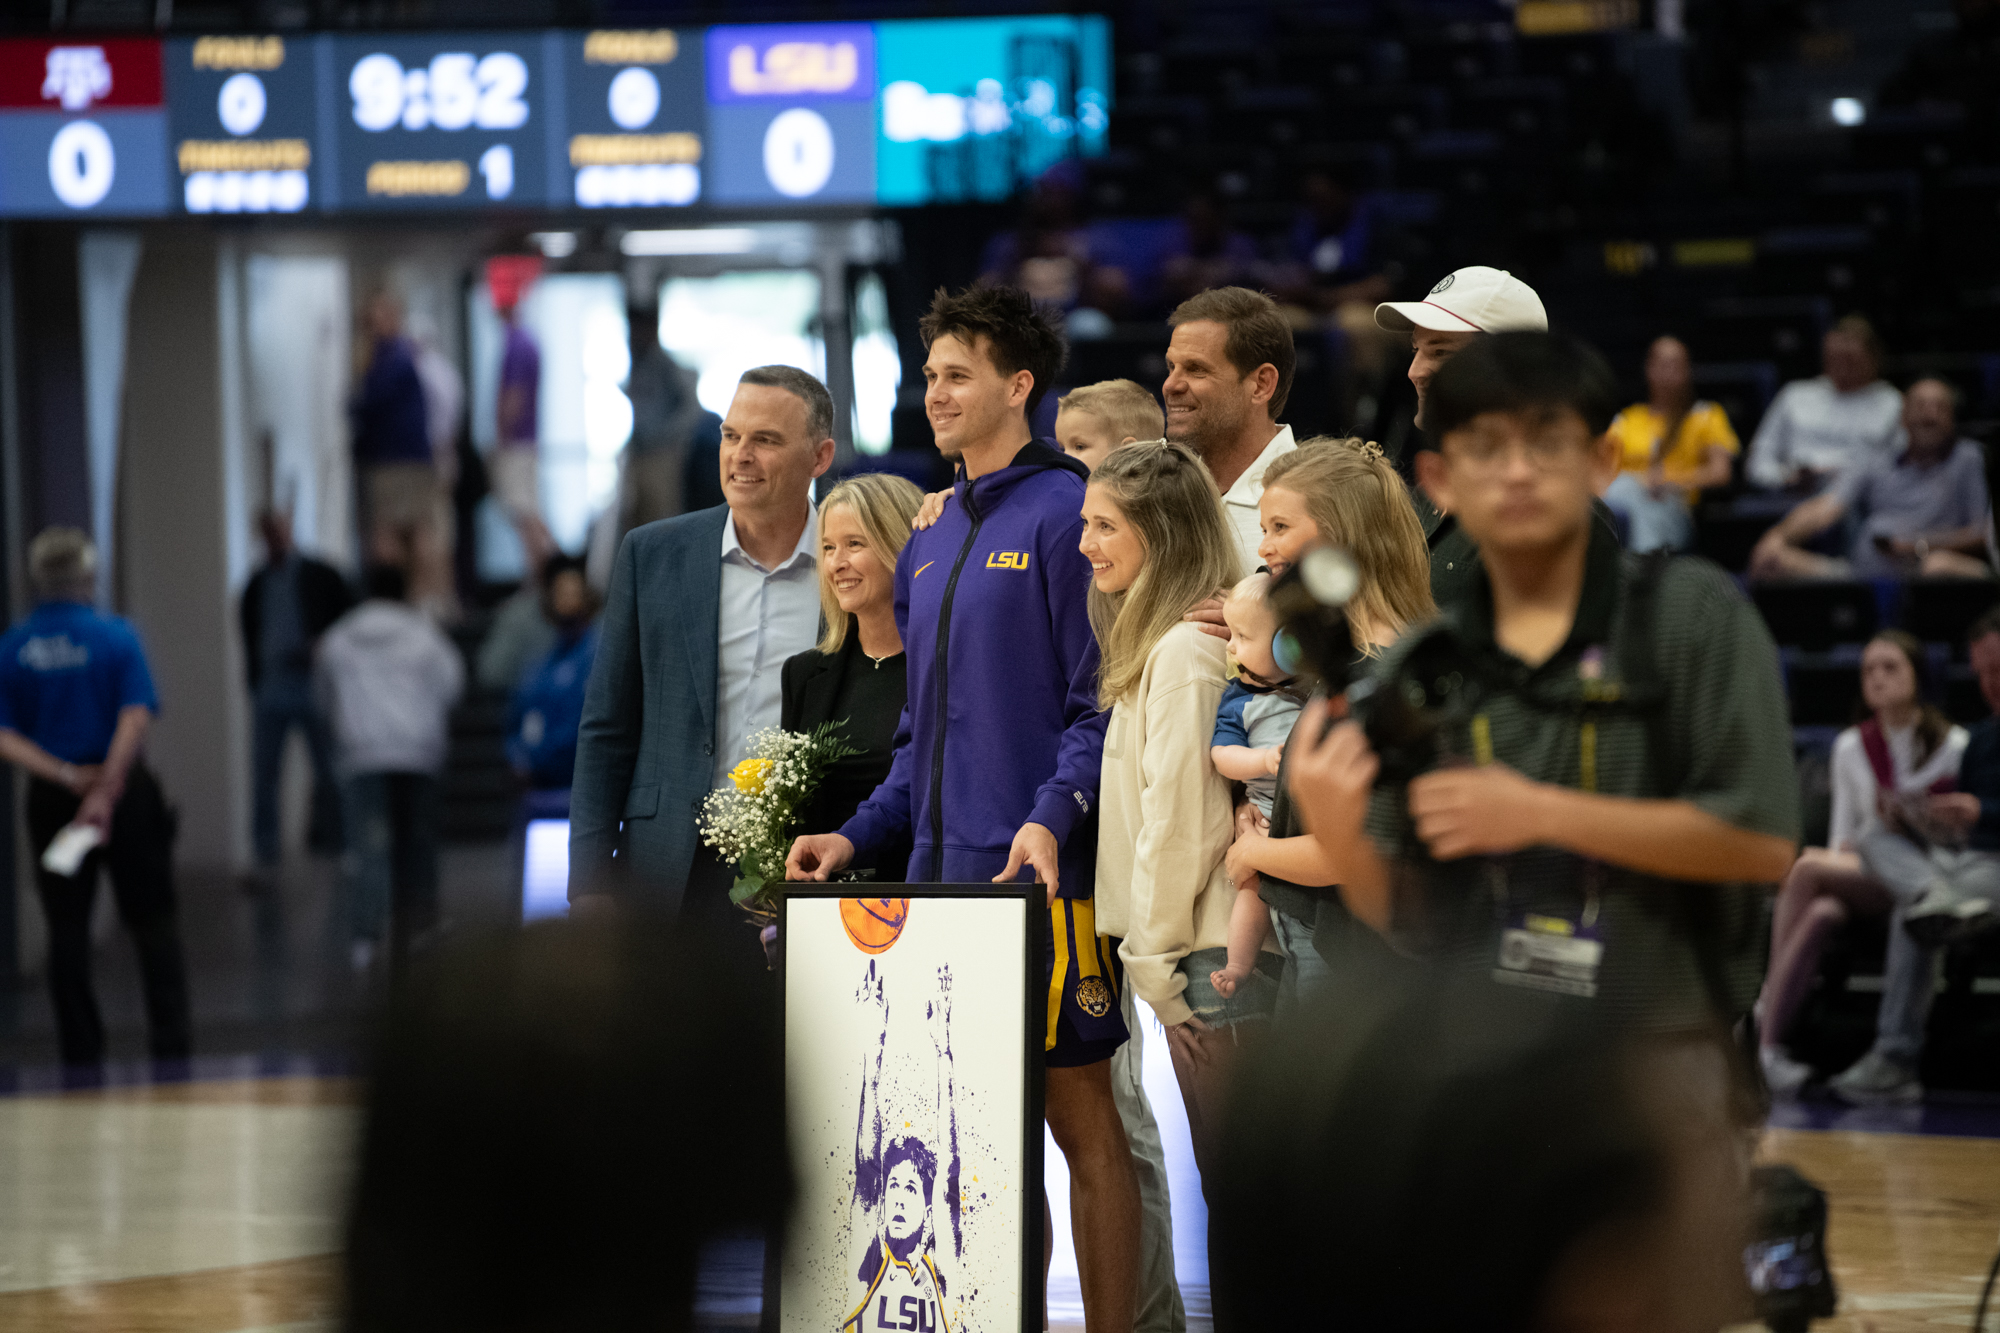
(781, 885), (1042, 1333)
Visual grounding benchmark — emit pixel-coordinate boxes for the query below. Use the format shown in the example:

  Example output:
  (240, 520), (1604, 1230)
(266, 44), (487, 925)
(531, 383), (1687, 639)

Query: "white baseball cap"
(1374, 266), (1548, 334)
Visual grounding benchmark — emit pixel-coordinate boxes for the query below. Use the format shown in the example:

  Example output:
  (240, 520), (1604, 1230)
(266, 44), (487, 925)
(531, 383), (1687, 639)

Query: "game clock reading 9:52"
(329, 33), (546, 211)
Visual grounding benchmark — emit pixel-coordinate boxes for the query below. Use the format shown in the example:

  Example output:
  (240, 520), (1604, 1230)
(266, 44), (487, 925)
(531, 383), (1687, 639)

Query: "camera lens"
(1300, 546), (1360, 608)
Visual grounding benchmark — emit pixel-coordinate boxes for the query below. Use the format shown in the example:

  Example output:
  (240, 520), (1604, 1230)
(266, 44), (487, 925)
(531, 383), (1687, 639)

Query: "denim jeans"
(1853, 831), (1988, 1064)
(1603, 472), (1694, 553)
(342, 772), (441, 945)
(1270, 910), (1332, 1020)
(252, 672), (340, 866)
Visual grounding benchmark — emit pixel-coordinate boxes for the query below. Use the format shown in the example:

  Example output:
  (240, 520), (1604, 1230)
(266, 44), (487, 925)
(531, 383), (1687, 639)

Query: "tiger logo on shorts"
(1075, 975), (1113, 1019)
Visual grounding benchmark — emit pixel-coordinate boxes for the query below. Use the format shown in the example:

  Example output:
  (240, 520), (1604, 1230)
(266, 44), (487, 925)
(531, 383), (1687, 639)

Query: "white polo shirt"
(713, 504), (820, 789)
(1219, 424), (1297, 572)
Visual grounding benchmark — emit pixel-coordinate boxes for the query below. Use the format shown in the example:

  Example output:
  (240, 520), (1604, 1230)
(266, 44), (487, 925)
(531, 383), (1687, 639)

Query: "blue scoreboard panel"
(0, 17), (1110, 217)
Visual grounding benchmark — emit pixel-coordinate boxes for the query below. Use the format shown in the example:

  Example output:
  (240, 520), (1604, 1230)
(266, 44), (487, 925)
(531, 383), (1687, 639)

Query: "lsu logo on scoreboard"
(985, 551), (1029, 571)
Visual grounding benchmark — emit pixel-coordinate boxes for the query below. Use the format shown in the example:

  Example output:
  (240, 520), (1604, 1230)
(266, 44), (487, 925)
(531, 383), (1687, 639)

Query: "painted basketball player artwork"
(783, 894), (1031, 1333)
(845, 959), (959, 1333)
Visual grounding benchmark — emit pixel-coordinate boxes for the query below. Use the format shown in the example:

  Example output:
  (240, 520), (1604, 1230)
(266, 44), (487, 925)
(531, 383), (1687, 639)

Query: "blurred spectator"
(1878, 0), (2000, 124)
(1279, 168), (1391, 313)
(316, 564), (465, 973)
(239, 508), (354, 885)
(352, 291), (447, 588)
(0, 528), (190, 1066)
(1748, 378), (1990, 580)
(1757, 631), (1968, 1104)
(620, 304), (719, 536)
(487, 256), (555, 572)
(978, 160), (1130, 318)
(1055, 379), (1165, 473)
(476, 558), (560, 695)
(506, 554), (600, 794)
(344, 917), (787, 1333)
(1886, 609), (2000, 950)
(1744, 315), (1903, 491)
(1603, 337), (1740, 552)
(406, 312), (464, 622)
(1159, 190), (1265, 309)
(1218, 973), (1753, 1330)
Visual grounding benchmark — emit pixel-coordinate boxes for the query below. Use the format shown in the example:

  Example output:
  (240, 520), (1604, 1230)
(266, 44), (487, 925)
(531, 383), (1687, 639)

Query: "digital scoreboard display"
(166, 35), (314, 215)
(562, 29), (705, 210)
(0, 16), (1110, 217)
(326, 32), (549, 213)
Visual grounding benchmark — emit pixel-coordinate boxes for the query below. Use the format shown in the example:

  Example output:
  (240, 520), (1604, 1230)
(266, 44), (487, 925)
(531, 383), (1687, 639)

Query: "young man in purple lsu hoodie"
(788, 285), (1140, 1330)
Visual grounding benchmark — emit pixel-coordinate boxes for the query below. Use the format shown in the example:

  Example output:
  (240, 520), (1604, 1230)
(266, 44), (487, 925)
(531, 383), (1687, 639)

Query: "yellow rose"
(731, 757), (774, 795)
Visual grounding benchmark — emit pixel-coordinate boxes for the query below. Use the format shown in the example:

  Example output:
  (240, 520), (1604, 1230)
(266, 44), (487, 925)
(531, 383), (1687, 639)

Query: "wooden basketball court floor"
(1, 1068), (1999, 1332)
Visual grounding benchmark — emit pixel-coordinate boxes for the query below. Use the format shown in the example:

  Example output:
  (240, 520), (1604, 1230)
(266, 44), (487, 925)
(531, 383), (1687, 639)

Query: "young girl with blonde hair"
(1225, 436), (1437, 1008)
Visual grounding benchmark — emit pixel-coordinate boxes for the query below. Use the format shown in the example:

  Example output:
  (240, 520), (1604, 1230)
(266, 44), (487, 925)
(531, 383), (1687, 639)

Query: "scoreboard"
(0, 16), (1109, 218)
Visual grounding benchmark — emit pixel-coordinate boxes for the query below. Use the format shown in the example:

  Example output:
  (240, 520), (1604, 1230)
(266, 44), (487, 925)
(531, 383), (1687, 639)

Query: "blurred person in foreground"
(0, 528), (190, 1065)
(1374, 265), (1550, 605)
(1749, 377), (1990, 581)
(1744, 315), (1902, 492)
(1758, 631), (1968, 1105)
(779, 473), (924, 885)
(506, 554), (600, 800)
(316, 564), (465, 973)
(240, 508), (354, 888)
(1602, 336), (1740, 553)
(1283, 331), (1796, 1157)
(1217, 972), (1752, 1330)
(571, 366), (834, 932)
(345, 917), (787, 1333)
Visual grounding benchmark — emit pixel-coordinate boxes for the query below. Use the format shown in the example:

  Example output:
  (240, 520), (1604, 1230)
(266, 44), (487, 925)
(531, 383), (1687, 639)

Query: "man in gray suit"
(570, 366), (835, 925)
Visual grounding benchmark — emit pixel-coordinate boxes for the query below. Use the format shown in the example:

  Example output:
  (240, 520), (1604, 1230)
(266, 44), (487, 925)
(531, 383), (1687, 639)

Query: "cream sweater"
(1095, 621), (1247, 1028)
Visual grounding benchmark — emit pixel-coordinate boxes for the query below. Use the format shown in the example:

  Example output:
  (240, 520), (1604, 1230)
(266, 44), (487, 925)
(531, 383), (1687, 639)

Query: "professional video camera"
(1265, 542), (1481, 783)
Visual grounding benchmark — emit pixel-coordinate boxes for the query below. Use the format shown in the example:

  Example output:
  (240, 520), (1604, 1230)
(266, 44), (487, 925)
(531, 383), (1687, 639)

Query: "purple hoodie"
(839, 439), (1106, 896)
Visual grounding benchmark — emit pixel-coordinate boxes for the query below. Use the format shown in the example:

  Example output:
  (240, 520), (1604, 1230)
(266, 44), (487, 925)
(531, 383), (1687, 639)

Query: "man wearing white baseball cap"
(1376, 265), (1550, 426)
(1375, 266), (1551, 605)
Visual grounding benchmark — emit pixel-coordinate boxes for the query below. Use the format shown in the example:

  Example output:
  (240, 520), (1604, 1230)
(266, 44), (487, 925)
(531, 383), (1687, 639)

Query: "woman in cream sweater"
(1080, 438), (1257, 1208)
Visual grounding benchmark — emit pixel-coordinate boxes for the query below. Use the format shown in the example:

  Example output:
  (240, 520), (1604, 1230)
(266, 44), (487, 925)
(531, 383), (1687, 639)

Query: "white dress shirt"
(1745, 377), (1903, 488)
(1219, 424), (1297, 572)
(713, 505), (820, 789)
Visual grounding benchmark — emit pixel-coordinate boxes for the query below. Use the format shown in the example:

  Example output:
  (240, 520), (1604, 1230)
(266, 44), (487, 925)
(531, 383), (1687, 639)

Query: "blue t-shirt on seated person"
(0, 600), (159, 763)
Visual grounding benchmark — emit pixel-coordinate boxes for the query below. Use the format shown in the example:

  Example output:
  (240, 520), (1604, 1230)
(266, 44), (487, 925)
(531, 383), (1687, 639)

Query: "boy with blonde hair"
(1056, 379), (1165, 472)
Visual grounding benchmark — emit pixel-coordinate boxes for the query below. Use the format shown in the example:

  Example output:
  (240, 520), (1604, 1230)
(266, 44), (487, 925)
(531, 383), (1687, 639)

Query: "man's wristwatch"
(1915, 538), (1932, 562)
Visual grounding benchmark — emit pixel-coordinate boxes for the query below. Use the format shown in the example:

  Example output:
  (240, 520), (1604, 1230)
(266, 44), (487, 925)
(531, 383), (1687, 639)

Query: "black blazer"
(781, 626), (910, 883)
(239, 556), (355, 691)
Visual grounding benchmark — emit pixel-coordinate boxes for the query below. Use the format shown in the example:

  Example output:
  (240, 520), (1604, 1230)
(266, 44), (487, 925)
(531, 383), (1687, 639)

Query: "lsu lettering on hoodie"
(839, 440), (1106, 896)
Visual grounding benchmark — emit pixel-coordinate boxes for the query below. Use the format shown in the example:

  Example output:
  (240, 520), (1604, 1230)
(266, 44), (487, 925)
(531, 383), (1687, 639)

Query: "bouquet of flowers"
(697, 722), (858, 921)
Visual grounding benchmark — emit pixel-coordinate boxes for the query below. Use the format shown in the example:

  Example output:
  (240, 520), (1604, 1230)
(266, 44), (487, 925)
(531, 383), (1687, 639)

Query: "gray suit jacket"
(569, 505), (729, 907)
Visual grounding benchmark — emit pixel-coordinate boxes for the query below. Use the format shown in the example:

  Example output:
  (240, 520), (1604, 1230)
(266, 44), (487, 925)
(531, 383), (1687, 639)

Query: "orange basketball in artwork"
(840, 897), (911, 954)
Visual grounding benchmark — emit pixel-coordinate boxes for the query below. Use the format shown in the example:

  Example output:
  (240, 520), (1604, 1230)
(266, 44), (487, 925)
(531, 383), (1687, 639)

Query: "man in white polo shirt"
(1375, 266), (1549, 605)
(1162, 286), (1298, 574)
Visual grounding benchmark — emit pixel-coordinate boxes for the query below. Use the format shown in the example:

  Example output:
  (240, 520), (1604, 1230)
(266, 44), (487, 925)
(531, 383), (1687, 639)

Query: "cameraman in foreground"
(1286, 333), (1799, 1310)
